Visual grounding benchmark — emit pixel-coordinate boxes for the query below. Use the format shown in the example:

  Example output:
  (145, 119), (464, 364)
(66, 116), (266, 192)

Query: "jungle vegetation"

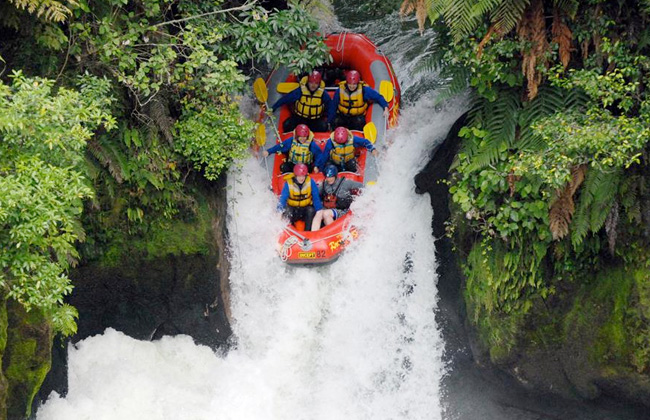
(0, 0), (329, 338)
(402, 0), (650, 374)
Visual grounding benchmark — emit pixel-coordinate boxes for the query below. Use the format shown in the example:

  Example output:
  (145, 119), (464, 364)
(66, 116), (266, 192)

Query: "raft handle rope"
(280, 235), (300, 261)
(334, 31), (348, 65)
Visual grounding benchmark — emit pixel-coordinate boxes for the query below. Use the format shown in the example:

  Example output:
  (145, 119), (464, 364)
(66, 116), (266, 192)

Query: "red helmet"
(295, 124), (310, 138)
(346, 70), (360, 84)
(333, 127), (349, 144)
(293, 163), (308, 176)
(307, 70), (322, 84)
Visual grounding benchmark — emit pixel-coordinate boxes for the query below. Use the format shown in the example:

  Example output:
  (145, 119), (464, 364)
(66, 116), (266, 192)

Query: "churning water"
(36, 91), (465, 419)
(34, 2), (475, 416)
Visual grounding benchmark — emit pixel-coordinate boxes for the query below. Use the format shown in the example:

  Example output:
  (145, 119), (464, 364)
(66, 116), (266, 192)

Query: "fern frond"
(87, 138), (128, 183)
(8, 0), (73, 22)
(553, 0), (578, 19)
(589, 169), (621, 232)
(491, 0), (531, 36)
(571, 168), (622, 248)
(551, 8), (573, 69)
(465, 136), (507, 171)
(445, 0), (479, 41)
(435, 66), (471, 103)
(564, 88), (589, 111)
(549, 164), (586, 240)
(619, 175), (642, 224)
(517, 0), (549, 100)
(484, 88), (521, 148)
(519, 85), (564, 130)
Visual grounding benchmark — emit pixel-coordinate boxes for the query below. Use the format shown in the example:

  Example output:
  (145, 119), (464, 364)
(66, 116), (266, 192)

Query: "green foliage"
(0, 72), (113, 335)
(463, 240), (541, 361)
(425, 0), (650, 371)
(570, 168), (621, 248)
(175, 102), (254, 181)
(68, 1), (328, 107)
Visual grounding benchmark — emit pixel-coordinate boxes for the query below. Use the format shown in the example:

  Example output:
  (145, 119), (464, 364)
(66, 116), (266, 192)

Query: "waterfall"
(36, 96), (464, 420)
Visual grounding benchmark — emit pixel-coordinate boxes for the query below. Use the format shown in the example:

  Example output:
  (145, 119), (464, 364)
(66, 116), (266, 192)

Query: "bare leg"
(323, 210), (335, 226)
(311, 210), (324, 231)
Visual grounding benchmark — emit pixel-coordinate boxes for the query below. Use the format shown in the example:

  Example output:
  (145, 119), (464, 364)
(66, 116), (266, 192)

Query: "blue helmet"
(325, 165), (338, 178)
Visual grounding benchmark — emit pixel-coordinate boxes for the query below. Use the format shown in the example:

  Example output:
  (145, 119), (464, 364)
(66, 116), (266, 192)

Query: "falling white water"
(35, 97), (464, 420)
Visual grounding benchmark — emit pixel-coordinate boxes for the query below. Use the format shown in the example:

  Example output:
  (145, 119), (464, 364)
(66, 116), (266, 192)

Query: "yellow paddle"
(363, 122), (377, 144)
(253, 77), (283, 144)
(379, 80), (394, 103)
(277, 82), (300, 93)
(255, 123), (266, 147)
(253, 77), (268, 103)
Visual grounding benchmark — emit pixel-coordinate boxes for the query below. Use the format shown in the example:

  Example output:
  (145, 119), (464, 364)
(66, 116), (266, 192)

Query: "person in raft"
(271, 70), (331, 133)
(316, 126), (377, 173)
(311, 165), (364, 231)
(263, 124), (321, 174)
(278, 163), (323, 231)
(328, 70), (389, 131)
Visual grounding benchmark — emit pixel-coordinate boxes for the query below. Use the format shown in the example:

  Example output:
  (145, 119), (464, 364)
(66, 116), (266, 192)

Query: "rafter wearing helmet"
(263, 124), (322, 174)
(328, 70), (390, 131)
(271, 70), (331, 133)
(316, 126), (378, 173)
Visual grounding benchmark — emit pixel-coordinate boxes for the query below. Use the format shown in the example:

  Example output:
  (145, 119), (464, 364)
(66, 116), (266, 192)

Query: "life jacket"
(337, 81), (367, 116)
(288, 131), (315, 164)
(286, 175), (313, 207)
(322, 178), (343, 209)
(329, 132), (355, 165)
(294, 76), (326, 119)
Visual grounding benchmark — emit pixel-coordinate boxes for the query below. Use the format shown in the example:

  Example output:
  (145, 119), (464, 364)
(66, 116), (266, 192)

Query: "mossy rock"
(3, 300), (52, 420)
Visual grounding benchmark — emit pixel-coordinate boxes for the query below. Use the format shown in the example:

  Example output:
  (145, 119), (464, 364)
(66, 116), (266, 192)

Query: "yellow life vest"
(329, 132), (355, 165)
(286, 174), (313, 207)
(288, 131), (315, 164)
(337, 81), (367, 116)
(294, 76), (326, 119)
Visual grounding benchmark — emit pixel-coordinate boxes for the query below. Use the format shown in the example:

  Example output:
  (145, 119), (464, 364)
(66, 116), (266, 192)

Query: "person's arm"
(310, 142), (323, 171)
(353, 135), (378, 157)
(362, 86), (389, 109)
(266, 137), (292, 156)
(353, 135), (375, 152)
(315, 141), (332, 170)
(271, 87), (301, 111)
(311, 179), (323, 211)
(278, 183), (289, 211)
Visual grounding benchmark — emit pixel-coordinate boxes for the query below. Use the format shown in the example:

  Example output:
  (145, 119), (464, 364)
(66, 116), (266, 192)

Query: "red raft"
(256, 33), (400, 264)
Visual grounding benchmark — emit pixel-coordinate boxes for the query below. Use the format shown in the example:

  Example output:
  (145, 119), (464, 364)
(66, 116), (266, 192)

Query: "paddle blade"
(277, 82), (300, 94)
(255, 123), (266, 147)
(379, 80), (394, 103)
(253, 78), (268, 103)
(363, 122), (377, 144)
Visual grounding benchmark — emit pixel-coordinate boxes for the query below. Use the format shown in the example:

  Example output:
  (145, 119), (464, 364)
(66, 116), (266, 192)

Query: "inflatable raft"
(256, 32), (400, 264)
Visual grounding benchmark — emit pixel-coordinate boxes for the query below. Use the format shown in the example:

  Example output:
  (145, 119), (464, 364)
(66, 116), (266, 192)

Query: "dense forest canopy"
(0, 0), (330, 336)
